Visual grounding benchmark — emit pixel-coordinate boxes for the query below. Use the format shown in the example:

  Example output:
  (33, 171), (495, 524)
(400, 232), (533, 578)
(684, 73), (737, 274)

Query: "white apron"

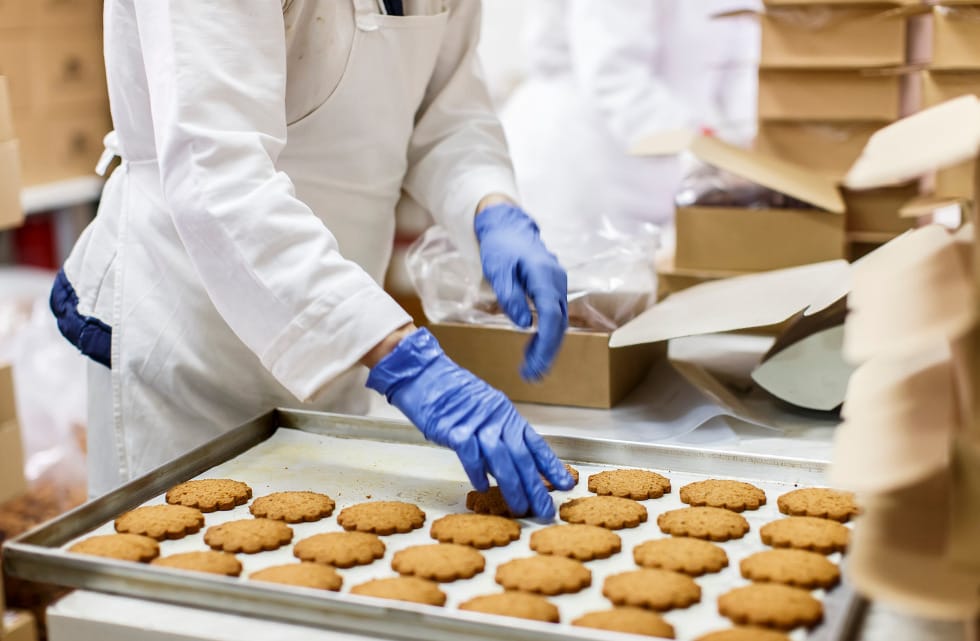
(71, 0), (451, 495)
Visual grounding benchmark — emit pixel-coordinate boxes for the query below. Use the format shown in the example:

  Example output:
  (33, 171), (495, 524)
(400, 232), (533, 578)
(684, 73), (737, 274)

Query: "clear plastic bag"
(406, 217), (659, 332)
(675, 161), (814, 210)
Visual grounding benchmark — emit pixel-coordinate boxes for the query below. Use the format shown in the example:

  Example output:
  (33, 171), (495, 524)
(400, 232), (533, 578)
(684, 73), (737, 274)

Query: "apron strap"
(95, 131), (121, 176)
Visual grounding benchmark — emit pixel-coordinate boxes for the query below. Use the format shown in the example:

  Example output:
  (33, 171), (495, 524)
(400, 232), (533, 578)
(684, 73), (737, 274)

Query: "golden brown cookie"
(495, 555), (592, 595)
(429, 514), (521, 549)
(166, 479), (252, 512)
(542, 464), (580, 491)
(694, 628), (792, 641)
(392, 543), (485, 582)
(204, 518), (293, 554)
(151, 551), (242, 576)
(530, 524), (621, 561)
(466, 487), (521, 517)
(293, 531), (385, 568)
(777, 488), (859, 523)
(249, 562), (343, 591)
(337, 501), (425, 535)
(657, 507), (749, 542)
(588, 469), (671, 500)
(760, 516), (849, 554)
(249, 491), (335, 523)
(680, 480), (766, 512)
(459, 592), (560, 623)
(633, 537), (728, 576)
(603, 569), (701, 611)
(718, 584), (823, 630)
(350, 576), (446, 606)
(559, 496), (647, 530)
(68, 533), (160, 562)
(115, 504), (205, 541)
(740, 549), (841, 589)
(572, 607), (675, 638)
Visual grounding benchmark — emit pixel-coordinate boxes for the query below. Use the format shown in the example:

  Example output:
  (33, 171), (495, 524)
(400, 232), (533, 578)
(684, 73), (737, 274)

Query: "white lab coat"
(500, 0), (759, 238)
(66, 0), (518, 495)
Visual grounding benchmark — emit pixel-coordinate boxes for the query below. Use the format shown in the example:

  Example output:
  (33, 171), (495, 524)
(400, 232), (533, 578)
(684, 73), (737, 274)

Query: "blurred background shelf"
(21, 176), (102, 216)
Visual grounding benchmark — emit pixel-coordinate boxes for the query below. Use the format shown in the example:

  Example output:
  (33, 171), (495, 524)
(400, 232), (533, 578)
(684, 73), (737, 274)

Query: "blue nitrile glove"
(366, 328), (575, 518)
(474, 204), (568, 381)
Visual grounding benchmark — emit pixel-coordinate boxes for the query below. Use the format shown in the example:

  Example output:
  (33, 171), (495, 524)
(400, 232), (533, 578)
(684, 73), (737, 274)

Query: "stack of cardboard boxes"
(923, 2), (980, 206)
(0, 0), (110, 186)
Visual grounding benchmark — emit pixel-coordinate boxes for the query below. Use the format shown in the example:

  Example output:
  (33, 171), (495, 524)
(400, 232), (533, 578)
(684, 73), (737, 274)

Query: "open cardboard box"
(430, 260), (851, 409)
(0, 77), (24, 231)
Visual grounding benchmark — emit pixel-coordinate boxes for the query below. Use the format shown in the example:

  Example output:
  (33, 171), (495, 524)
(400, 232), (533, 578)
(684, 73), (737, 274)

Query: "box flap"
(899, 195), (969, 218)
(633, 132), (846, 212)
(845, 95), (980, 189)
(610, 260), (850, 347)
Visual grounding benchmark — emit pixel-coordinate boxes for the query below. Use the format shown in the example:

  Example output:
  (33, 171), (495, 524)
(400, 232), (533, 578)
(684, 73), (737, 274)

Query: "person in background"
(500, 0), (760, 242)
(49, 0), (574, 515)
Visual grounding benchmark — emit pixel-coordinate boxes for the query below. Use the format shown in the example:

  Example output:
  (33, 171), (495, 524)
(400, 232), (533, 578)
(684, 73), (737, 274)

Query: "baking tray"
(3, 409), (867, 641)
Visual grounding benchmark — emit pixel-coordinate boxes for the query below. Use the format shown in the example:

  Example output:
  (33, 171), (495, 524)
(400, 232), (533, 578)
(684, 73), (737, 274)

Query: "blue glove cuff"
(474, 203), (541, 244)
(365, 328), (444, 399)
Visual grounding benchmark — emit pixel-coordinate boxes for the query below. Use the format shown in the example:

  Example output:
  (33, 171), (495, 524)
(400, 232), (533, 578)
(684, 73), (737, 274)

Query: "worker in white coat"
(49, 0), (574, 516)
(500, 0), (759, 238)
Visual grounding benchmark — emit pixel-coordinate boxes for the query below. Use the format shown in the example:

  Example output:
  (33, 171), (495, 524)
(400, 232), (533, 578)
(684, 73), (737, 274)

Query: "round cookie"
(695, 628), (792, 641)
(760, 516), (849, 554)
(151, 551), (242, 576)
(633, 537), (728, 576)
(602, 569), (701, 611)
(740, 549), (841, 589)
(430, 514), (521, 549)
(68, 533), (160, 562)
(495, 555), (592, 595)
(466, 487), (521, 518)
(572, 607), (675, 638)
(204, 518), (293, 554)
(459, 592), (559, 623)
(293, 531), (385, 568)
(657, 507), (749, 542)
(777, 488), (859, 523)
(559, 496), (647, 530)
(543, 464), (580, 491)
(350, 576), (446, 606)
(392, 543), (485, 582)
(530, 524), (622, 561)
(718, 584), (823, 630)
(166, 479), (252, 512)
(249, 491), (335, 523)
(588, 469), (671, 500)
(115, 504), (205, 541)
(249, 562), (342, 591)
(680, 480), (766, 512)
(337, 501), (425, 535)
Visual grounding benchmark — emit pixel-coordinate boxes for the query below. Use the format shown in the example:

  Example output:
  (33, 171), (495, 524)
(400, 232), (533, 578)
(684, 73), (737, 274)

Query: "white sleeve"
(401, 0), (519, 263)
(566, 0), (694, 149)
(132, 0), (411, 402)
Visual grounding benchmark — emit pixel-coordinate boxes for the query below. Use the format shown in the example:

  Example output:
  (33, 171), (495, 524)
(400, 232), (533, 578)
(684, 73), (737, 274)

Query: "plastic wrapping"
(406, 217), (658, 332)
(0, 268), (87, 491)
(675, 161), (814, 210)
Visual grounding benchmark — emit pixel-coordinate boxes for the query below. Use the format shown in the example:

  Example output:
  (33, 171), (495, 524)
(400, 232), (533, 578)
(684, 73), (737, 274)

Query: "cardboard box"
(0, 31), (34, 110)
(0, 364), (26, 505)
(0, 77), (23, 231)
(922, 71), (980, 202)
(0, 0), (31, 29)
(655, 253), (745, 296)
(843, 183), (920, 234)
(931, 5), (980, 71)
(31, 0), (102, 27)
(760, 6), (910, 68)
(755, 120), (883, 177)
(430, 323), (666, 409)
(935, 159), (977, 201)
(676, 205), (844, 272)
(3, 611), (39, 641)
(13, 104), (111, 186)
(758, 69), (907, 121)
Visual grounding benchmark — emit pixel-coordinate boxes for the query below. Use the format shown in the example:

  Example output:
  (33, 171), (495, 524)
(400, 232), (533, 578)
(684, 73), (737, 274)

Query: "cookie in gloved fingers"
(366, 328), (574, 518)
(475, 202), (568, 381)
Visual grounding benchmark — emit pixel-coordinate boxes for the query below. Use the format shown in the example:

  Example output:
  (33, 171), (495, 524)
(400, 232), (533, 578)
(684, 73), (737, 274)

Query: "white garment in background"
(64, 0), (518, 495)
(500, 0), (760, 238)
